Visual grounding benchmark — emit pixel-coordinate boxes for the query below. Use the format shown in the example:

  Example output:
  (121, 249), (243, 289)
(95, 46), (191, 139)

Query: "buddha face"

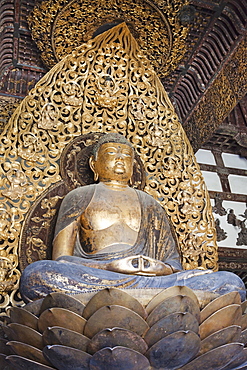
(90, 142), (134, 183)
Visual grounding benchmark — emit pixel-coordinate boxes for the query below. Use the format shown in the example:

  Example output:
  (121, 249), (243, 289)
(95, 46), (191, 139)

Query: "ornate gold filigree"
(0, 97), (21, 135)
(18, 132), (45, 163)
(61, 82), (84, 107)
(226, 34), (247, 101)
(163, 157), (181, 181)
(28, 0), (189, 76)
(182, 233), (207, 270)
(94, 75), (119, 110)
(185, 35), (247, 150)
(130, 98), (146, 122)
(0, 257), (16, 293)
(0, 208), (17, 240)
(26, 237), (48, 264)
(26, 196), (63, 264)
(148, 125), (170, 149)
(0, 215), (20, 299)
(40, 103), (60, 130)
(1, 164), (28, 201)
(0, 23), (217, 311)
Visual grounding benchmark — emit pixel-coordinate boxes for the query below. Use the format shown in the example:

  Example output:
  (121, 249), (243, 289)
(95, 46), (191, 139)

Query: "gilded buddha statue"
(20, 133), (246, 303)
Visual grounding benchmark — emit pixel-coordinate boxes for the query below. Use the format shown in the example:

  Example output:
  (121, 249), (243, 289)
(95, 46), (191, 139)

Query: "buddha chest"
(79, 183), (141, 254)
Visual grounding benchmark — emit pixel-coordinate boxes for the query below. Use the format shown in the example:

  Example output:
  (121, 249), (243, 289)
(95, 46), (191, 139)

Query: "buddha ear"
(89, 156), (99, 181)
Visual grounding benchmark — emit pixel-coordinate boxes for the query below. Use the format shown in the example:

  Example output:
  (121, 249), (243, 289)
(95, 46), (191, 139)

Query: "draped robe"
(20, 185), (246, 302)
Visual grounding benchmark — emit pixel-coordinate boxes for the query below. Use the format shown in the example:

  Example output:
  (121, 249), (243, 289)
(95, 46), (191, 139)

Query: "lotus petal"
(43, 326), (89, 351)
(0, 338), (13, 355)
(146, 330), (200, 369)
(9, 307), (38, 331)
(146, 286), (199, 314)
(23, 299), (44, 317)
(87, 327), (148, 355)
(6, 354), (55, 369)
(89, 346), (150, 370)
(2, 325), (16, 341)
(199, 304), (242, 340)
(145, 311), (199, 347)
(0, 322), (8, 339)
(240, 328), (247, 345)
(43, 344), (91, 370)
(0, 315), (11, 325)
(241, 314), (247, 330)
(38, 307), (86, 334)
(198, 325), (241, 356)
(220, 348), (247, 370)
(233, 363), (247, 370)
(180, 343), (244, 370)
(7, 323), (43, 350)
(7, 341), (51, 366)
(83, 288), (146, 320)
(0, 353), (12, 369)
(242, 301), (247, 314)
(147, 295), (200, 327)
(84, 305), (149, 338)
(40, 293), (84, 317)
(200, 291), (241, 323)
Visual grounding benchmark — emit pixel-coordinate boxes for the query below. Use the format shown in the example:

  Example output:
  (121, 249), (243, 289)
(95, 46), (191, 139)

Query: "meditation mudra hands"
(106, 255), (174, 276)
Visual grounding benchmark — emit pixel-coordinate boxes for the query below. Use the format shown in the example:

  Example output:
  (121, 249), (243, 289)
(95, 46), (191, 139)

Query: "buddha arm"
(52, 220), (78, 260)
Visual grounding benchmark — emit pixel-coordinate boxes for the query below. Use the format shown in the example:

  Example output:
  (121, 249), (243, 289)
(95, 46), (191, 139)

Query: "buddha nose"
(116, 152), (124, 160)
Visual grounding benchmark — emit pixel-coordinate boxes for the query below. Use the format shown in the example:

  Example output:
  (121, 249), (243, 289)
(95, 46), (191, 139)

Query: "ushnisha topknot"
(92, 133), (133, 157)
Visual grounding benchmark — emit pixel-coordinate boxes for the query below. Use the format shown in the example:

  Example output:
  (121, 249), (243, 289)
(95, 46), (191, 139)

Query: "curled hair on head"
(92, 133), (134, 158)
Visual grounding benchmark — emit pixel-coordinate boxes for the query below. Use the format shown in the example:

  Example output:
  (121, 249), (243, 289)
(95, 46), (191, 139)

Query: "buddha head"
(89, 133), (134, 184)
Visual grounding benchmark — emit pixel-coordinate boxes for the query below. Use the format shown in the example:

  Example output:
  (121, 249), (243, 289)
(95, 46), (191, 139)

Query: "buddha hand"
(107, 255), (173, 276)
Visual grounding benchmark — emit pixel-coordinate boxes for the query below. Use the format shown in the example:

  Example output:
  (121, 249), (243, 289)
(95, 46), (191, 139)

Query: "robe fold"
(20, 185), (246, 303)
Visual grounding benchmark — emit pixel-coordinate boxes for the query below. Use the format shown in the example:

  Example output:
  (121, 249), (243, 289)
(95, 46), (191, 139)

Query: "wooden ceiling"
(0, 0), (246, 152)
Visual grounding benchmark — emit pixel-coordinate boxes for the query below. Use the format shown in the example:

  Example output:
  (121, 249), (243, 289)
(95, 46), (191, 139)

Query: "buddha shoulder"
(59, 184), (95, 207)
(55, 185), (96, 228)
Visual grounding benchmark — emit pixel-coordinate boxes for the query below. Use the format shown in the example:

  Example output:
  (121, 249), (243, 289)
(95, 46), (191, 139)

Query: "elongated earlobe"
(89, 156), (99, 182)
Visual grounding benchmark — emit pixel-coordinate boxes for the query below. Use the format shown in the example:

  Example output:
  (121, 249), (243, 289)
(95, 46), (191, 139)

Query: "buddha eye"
(106, 150), (117, 155)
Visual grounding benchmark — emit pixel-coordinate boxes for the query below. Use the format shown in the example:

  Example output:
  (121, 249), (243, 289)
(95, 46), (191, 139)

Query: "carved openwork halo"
(28, 0), (189, 75)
